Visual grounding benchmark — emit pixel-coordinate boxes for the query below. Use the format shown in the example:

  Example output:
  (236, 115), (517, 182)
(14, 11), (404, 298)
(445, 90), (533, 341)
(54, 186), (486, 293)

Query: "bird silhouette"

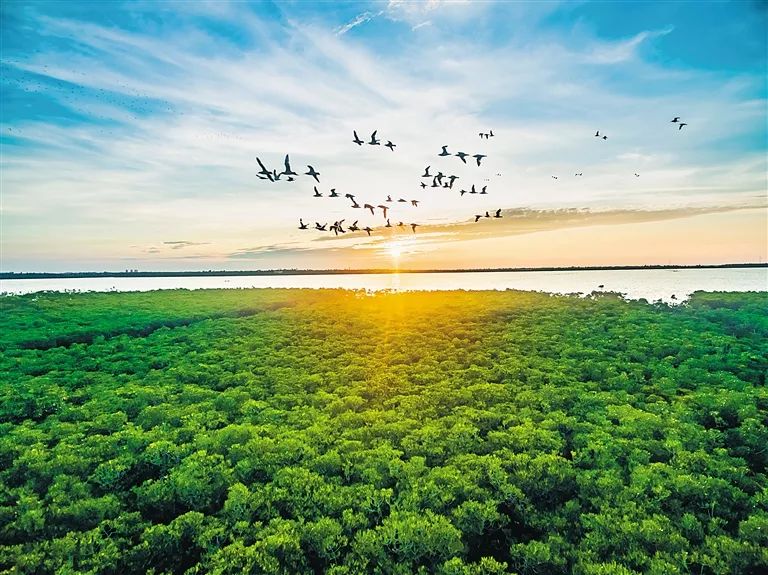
(594, 131), (600, 137)
(305, 165), (320, 182)
(470, 184), (477, 194)
(385, 219), (392, 228)
(602, 135), (607, 140)
(299, 218), (309, 229)
(494, 209), (502, 218)
(420, 182), (427, 189)
(435, 172), (445, 185)
(422, 165), (432, 178)
(385, 141), (396, 151)
(671, 117), (680, 123)
(345, 193), (355, 200)
(364, 203), (375, 215)
(397, 221), (405, 228)
(410, 223), (419, 233)
(329, 188), (339, 197)
(575, 172), (583, 176)
(551, 176), (558, 180)
(480, 186), (487, 194)
(678, 123), (687, 130)
(363, 226), (373, 236)
(460, 189), (467, 196)
(474, 214), (483, 222)
(315, 222), (327, 231)
(282, 154), (298, 176)
(352, 130), (364, 145)
(634, 173), (640, 177)
(369, 130), (380, 145)
(489, 130), (494, 137)
(473, 154), (486, 167)
(351, 199), (361, 208)
(348, 220), (359, 231)
(386, 195), (393, 202)
(455, 152), (469, 163)
(439, 145), (450, 156)
(378, 205), (389, 218)
(256, 157), (274, 181)
(411, 200), (419, 207)
(447, 175), (459, 188)
(313, 186), (323, 197)
(397, 198), (407, 203)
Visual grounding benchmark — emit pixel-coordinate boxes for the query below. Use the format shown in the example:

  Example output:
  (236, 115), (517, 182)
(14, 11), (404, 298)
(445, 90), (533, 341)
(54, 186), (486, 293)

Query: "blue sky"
(1, 0), (766, 271)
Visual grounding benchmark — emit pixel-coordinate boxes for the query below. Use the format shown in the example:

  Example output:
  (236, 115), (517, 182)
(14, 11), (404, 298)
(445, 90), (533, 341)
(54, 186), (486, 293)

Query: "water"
(1, 268), (765, 303)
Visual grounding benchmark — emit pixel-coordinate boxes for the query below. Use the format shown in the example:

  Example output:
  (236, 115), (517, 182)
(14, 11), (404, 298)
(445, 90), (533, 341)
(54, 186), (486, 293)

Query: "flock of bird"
(255, 118), (688, 239)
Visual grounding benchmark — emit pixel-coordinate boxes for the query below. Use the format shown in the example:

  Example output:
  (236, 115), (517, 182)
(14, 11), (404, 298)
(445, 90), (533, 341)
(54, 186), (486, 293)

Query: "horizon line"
(2, 262), (766, 280)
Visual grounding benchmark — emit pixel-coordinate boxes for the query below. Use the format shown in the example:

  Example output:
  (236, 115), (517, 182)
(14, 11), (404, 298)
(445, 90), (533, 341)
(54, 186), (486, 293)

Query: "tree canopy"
(1, 288), (766, 574)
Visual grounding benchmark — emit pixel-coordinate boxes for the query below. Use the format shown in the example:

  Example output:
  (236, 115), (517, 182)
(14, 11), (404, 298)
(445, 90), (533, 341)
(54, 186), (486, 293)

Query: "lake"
(1, 268), (766, 303)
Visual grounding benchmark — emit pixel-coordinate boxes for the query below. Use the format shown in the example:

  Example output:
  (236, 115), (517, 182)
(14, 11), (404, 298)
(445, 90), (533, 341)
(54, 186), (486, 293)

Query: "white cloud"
(1, 8), (765, 270)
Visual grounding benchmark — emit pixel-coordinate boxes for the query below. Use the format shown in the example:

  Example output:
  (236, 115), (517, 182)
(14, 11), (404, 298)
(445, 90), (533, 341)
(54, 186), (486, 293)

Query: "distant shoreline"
(1, 263), (765, 280)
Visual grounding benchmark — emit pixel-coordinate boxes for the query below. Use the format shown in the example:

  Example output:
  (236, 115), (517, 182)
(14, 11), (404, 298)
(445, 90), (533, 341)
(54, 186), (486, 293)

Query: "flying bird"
(299, 219), (308, 229)
(313, 186), (322, 197)
(678, 123), (687, 130)
(411, 200), (419, 207)
(305, 165), (320, 182)
(470, 184), (477, 194)
(456, 152), (469, 163)
(474, 214), (483, 222)
(422, 166), (432, 178)
(282, 154), (298, 176)
(368, 130), (380, 145)
(671, 117), (680, 123)
(352, 130), (364, 145)
(473, 154), (486, 167)
(420, 182), (427, 189)
(480, 186), (487, 194)
(447, 175), (459, 188)
(345, 193), (355, 200)
(364, 203), (375, 215)
(385, 219), (392, 228)
(397, 198), (407, 203)
(551, 176), (558, 179)
(602, 135), (608, 140)
(378, 205), (389, 218)
(256, 157), (274, 181)
(385, 141), (396, 151)
(460, 189), (467, 196)
(489, 130), (494, 137)
(363, 227), (373, 236)
(410, 223), (419, 233)
(397, 221), (405, 228)
(435, 172), (445, 185)
(386, 195), (393, 202)
(329, 188), (339, 197)
(439, 145), (450, 156)
(634, 173), (640, 177)
(348, 220), (359, 231)
(494, 209), (502, 218)
(594, 131), (600, 137)
(351, 199), (361, 208)
(315, 222), (327, 231)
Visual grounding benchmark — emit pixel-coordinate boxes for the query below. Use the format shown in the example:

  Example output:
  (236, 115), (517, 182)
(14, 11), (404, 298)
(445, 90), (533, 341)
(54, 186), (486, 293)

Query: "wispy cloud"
(335, 10), (383, 35)
(1, 2), (765, 271)
(163, 241), (211, 250)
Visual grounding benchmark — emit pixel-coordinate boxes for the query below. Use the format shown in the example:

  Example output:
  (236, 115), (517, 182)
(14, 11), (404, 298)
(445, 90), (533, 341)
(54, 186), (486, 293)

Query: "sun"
(387, 244), (403, 259)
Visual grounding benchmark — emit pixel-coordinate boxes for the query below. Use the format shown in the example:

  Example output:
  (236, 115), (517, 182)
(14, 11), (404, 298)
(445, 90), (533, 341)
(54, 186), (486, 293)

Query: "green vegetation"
(1, 288), (766, 574)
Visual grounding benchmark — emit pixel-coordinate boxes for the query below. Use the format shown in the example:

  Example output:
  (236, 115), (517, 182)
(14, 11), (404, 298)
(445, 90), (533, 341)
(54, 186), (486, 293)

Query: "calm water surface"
(2, 268), (766, 303)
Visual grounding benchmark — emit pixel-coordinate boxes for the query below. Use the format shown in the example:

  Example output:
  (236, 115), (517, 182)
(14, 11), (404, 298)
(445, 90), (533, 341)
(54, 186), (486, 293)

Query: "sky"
(1, 0), (766, 272)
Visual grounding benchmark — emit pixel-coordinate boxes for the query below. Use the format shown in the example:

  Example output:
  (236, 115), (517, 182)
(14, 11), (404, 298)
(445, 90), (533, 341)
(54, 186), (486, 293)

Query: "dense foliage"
(1, 288), (766, 574)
